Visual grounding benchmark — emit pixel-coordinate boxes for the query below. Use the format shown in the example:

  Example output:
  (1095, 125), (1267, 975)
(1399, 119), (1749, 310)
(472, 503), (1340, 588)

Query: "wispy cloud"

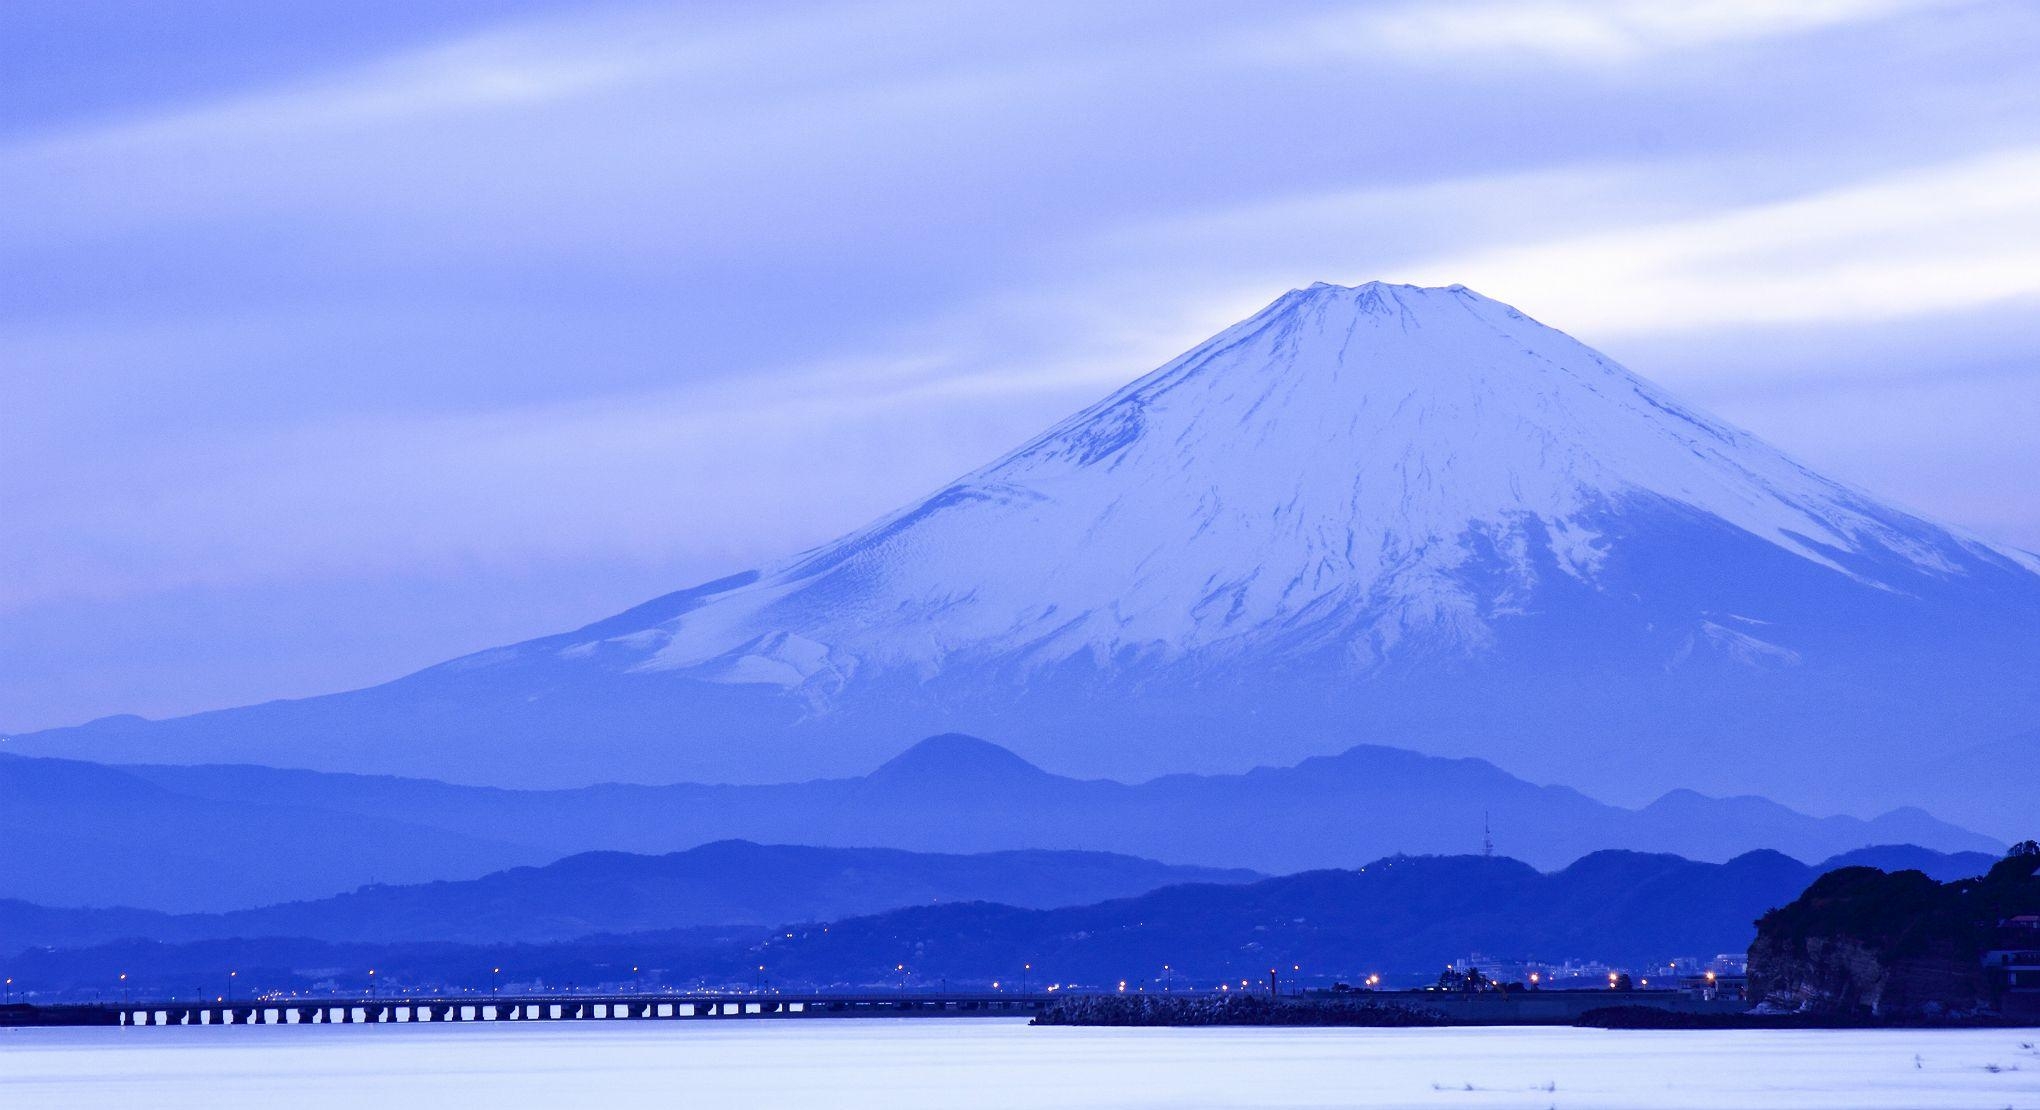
(1283, 0), (1961, 64)
(1410, 147), (2040, 334)
(1048, 146), (2040, 353)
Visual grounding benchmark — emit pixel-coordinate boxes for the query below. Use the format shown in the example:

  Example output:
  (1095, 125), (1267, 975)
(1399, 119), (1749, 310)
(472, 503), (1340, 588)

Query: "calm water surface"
(3, 1018), (2037, 1108)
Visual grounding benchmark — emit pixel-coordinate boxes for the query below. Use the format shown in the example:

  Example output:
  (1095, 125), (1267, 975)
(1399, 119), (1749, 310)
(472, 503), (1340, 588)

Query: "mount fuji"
(15, 283), (2040, 824)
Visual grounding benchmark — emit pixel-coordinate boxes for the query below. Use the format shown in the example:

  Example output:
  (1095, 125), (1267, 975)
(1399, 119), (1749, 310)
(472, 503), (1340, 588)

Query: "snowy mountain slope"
(622, 282), (2035, 685)
(15, 283), (2040, 823)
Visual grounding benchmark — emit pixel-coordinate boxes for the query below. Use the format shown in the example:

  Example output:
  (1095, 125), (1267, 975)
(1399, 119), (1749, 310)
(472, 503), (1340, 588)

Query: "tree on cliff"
(1987, 844), (2040, 885)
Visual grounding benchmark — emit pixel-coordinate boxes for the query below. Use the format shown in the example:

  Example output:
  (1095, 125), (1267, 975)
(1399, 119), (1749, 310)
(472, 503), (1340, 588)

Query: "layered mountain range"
(14, 282), (2037, 824)
(0, 840), (1261, 950)
(6, 845), (2007, 999)
(0, 736), (1998, 911)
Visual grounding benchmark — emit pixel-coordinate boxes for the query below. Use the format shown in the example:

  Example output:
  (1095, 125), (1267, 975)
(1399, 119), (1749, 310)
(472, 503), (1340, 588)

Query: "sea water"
(2, 1018), (2036, 1108)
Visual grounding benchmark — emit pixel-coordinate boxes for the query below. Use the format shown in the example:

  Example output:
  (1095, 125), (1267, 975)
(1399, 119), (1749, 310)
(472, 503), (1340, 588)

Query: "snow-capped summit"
(621, 282), (2032, 696)
(18, 284), (2040, 824)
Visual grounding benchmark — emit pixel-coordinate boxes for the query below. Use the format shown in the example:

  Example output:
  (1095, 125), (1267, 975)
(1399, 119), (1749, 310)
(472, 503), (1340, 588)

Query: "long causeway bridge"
(1, 993), (1049, 1028)
(1, 988), (1753, 1029)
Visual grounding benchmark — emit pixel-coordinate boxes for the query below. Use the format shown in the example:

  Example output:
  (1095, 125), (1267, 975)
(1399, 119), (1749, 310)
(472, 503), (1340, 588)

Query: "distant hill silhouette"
(0, 841), (1258, 949)
(0, 752), (542, 911)
(689, 845), (2005, 989)
(0, 844), (2001, 999)
(0, 736), (1998, 910)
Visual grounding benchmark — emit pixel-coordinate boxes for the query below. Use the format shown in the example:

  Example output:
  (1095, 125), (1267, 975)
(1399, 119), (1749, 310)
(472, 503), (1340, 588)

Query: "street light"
(1163, 964), (1172, 992)
(227, 970), (237, 1004)
(367, 969), (376, 998)
(3, 977), (11, 1004)
(1022, 963), (1032, 995)
(120, 973), (129, 1006)
(492, 967), (501, 995)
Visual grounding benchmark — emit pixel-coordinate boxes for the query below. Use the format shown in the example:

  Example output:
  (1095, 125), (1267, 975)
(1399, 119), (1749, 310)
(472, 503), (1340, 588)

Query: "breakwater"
(1034, 991), (1752, 1027)
(1033, 994), (1448, 1027)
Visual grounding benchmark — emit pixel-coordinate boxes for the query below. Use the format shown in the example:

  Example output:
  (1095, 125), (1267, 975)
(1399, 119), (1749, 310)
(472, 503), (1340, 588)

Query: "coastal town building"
(1984, 914), (2040, 1019)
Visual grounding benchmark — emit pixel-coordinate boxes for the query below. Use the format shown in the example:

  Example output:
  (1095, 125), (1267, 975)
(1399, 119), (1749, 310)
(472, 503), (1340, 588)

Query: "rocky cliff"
(1750, 846), (2039, 1017)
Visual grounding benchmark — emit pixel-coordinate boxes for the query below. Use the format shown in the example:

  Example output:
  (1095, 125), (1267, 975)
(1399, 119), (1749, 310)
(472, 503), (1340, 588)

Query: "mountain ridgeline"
(0, 841), (1260, 951)
(2, 845), (2004, 1000)
(0, 737), (1998, 911)
(13, 283), (2037, 828)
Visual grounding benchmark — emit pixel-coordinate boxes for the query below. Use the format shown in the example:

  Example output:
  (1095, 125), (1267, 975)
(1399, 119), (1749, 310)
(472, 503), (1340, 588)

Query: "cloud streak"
(1411, 148), (2040, 335)
(1293, 0), (1960, 64)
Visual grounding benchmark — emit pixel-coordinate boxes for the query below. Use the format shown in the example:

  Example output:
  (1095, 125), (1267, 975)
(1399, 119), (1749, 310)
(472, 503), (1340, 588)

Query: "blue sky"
(4, 0), (2038, 731)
